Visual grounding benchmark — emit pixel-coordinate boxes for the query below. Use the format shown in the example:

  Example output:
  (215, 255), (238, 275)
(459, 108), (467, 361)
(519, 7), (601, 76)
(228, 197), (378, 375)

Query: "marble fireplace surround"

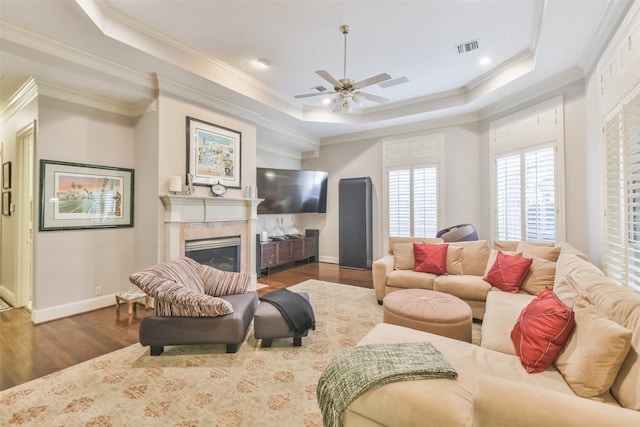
(160, 195), (262, 288)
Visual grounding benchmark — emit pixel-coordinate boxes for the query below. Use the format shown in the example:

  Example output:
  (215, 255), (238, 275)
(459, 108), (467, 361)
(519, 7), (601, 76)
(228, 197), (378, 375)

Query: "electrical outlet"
(95, 286), (102, 296)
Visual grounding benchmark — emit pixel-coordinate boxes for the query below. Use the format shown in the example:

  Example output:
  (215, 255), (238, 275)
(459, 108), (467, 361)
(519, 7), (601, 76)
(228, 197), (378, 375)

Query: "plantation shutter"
(496, 154), (521, 240)
(388, 169), (411, 237)
(604, 113), (626, 285)
(624, 93), (640, 292)
(388, 166), (438, 237)
(525, 147), (556, 241)
(604, 91), (640, 292)
(413, 167), (438, 237)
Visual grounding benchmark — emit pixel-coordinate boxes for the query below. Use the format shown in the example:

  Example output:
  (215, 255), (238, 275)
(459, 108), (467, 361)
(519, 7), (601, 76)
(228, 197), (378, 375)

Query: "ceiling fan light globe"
(352, 93), (364, 105)
(342, 100), (352, 113)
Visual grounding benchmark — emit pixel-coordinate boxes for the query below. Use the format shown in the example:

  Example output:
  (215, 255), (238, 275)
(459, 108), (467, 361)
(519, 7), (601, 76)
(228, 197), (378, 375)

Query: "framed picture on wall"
(39, 160), (134, 231)
(2, 161), (10, 189)
(186, 116), (241, 189)
(2, 191), (10, 216)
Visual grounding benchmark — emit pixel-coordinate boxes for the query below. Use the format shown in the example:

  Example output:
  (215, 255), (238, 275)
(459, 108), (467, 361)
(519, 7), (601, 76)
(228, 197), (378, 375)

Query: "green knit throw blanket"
(317, 342), (458, 427)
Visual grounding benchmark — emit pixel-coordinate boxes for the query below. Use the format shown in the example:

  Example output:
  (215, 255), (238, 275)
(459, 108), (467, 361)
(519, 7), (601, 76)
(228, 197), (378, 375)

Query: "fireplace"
(185, 236), (241, 272)
(160, 195), (262, 288)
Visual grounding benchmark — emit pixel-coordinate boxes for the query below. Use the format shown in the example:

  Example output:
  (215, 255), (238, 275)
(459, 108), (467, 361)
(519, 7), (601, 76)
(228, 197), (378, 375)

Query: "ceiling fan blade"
(294, 91), (335, 99)
(354, 73), (391, 89)
(360, 92), (389, 104)
(316, 70), (342, 89)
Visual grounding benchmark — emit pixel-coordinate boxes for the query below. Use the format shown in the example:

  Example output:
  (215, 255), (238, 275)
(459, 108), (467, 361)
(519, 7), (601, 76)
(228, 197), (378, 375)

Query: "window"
(495, 146), (556, 242)
(490, 97), (564, 243)
(383, 134), (444, 239)
(604, 91), (640, 292)
(388, 166), (438, 237)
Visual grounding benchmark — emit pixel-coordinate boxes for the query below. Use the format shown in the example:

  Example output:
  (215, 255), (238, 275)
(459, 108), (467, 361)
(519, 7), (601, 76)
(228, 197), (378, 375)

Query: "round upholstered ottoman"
(382, 289), (473, 342)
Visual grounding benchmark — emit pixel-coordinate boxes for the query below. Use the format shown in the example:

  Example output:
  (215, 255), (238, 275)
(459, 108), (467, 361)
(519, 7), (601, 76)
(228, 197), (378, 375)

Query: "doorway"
(16, 121), (35, 310)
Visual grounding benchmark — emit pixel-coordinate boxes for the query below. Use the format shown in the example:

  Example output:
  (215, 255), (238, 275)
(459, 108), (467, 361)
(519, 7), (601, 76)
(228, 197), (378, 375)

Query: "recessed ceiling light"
(257, 58), (270, 68)
(480, 57), (491, 65)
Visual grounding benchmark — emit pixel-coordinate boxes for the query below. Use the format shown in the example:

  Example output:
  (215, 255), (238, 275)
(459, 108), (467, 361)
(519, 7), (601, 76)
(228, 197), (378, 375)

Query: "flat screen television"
(256, 168), (328, 214)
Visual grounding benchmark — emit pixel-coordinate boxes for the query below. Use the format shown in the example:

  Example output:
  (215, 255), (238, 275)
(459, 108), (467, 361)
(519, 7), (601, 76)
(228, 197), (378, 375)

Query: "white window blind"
(495, 146), (556, 242)
(605, 91), (640, 292)
(496, 155), (521, 240)
(388, 166), (438, 237)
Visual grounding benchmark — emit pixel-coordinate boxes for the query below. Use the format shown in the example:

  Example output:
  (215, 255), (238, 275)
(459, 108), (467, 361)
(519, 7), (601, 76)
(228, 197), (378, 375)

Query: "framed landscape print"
(186, 116), (241, 188)
(39, 160), (134, 231)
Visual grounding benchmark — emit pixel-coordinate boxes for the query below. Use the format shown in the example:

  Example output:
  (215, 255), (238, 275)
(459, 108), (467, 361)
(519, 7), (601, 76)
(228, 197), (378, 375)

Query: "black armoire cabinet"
(339, 177), (373, 269)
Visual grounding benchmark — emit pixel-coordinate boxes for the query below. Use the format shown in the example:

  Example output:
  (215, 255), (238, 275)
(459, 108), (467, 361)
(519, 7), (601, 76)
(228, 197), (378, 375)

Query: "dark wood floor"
(0, 262), (372, 391)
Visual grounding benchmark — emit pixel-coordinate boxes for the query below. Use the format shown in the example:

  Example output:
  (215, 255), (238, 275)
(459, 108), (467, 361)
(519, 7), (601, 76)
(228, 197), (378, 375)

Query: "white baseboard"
(0, 285), (16, 306)
(319, 255), (339, 264)
(32, 294), (118, 324)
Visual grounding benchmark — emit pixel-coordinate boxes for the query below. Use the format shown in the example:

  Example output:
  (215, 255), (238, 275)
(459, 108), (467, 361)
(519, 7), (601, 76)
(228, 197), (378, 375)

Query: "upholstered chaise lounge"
(129, 257), (258, 355)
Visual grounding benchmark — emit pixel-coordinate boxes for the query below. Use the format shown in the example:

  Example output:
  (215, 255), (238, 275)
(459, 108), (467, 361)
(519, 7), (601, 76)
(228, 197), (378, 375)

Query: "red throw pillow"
(484, 251), (533, 293)
(511, 288), (576, 373)
(413, 243), (449, 275)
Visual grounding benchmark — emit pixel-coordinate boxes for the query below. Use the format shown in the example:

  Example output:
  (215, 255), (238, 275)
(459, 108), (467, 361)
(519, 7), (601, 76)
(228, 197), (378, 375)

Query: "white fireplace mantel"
(159, 195), (263, 284)
(160, 195), (263, 223)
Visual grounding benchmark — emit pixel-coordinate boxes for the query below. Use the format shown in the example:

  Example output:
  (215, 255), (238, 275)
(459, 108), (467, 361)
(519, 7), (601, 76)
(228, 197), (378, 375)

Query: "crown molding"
(0, 19), (155, 91)
(579, 0), (635, 78)
(76, 0), (302, 120)
(1, 77), (38, 120)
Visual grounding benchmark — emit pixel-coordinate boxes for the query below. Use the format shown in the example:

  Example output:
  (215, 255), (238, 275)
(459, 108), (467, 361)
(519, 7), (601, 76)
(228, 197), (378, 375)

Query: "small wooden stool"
(115, 290), (150, 316)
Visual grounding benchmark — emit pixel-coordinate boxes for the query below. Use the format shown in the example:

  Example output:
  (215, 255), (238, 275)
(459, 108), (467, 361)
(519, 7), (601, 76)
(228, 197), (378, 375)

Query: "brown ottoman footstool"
(254, 291), (311, 347)
(383, 289), (473, 342)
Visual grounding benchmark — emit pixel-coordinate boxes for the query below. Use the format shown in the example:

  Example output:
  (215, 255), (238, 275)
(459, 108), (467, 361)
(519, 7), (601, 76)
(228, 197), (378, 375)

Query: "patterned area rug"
(0, 280), (383, 426)
(0, 281), (482, 426)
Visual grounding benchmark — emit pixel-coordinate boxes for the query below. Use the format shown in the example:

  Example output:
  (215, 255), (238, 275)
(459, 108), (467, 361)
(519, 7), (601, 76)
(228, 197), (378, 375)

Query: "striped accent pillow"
(198, 264), (250, 296)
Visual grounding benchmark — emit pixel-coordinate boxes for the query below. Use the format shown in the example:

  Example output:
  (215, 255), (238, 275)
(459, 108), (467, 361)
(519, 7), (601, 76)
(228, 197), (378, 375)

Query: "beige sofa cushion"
(553, 274), (588, 308)
(517, 243), (561, 262)
(451, 240), (490, 276)
(555, 298), (632, 398)
(387, 270), (437, 290)
(521, 257), (556, 295)
(481, 291), (534, 355)
(434, 275), (492, 302)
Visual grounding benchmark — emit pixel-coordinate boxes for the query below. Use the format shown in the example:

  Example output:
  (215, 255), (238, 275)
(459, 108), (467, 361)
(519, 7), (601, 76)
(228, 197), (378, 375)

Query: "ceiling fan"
(294, 25), (392, 113)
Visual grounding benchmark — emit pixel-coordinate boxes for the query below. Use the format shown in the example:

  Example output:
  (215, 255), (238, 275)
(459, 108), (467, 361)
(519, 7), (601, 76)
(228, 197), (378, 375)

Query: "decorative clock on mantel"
(210, 181), (227, 197)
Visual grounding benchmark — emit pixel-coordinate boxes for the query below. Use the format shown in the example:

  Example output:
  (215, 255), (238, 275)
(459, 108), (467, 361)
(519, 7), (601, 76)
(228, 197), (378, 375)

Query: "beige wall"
(303, 123), (482, 262)
(0, 96), (37, 306)
(34, 97), (135, 321)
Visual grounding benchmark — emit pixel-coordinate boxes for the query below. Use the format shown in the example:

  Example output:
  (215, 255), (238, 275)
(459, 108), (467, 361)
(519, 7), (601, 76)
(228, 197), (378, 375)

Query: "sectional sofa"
(342, 240), (640, 426)
(372, 237), (584, 319)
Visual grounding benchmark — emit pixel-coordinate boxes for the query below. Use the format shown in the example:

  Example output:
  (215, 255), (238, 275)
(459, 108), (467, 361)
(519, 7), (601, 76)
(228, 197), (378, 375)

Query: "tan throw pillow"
(492, 240), (520, 252)
(446, 245), (464, 275)
(554, 298), (632, 398)
(517, 243), (561, 262)
(453, 240), (490, 276)
(521, 257), (556, 295)
(393, 242), (417, 270)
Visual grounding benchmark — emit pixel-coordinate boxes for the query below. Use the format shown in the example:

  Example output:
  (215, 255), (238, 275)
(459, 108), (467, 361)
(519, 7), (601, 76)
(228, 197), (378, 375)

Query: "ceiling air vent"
(313, 85), (328, 92)
(456, 40), (479, 54)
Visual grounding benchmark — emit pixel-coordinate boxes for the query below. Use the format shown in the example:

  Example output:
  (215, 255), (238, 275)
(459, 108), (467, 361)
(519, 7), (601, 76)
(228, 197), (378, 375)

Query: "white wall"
(34, 97), (135, 321)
